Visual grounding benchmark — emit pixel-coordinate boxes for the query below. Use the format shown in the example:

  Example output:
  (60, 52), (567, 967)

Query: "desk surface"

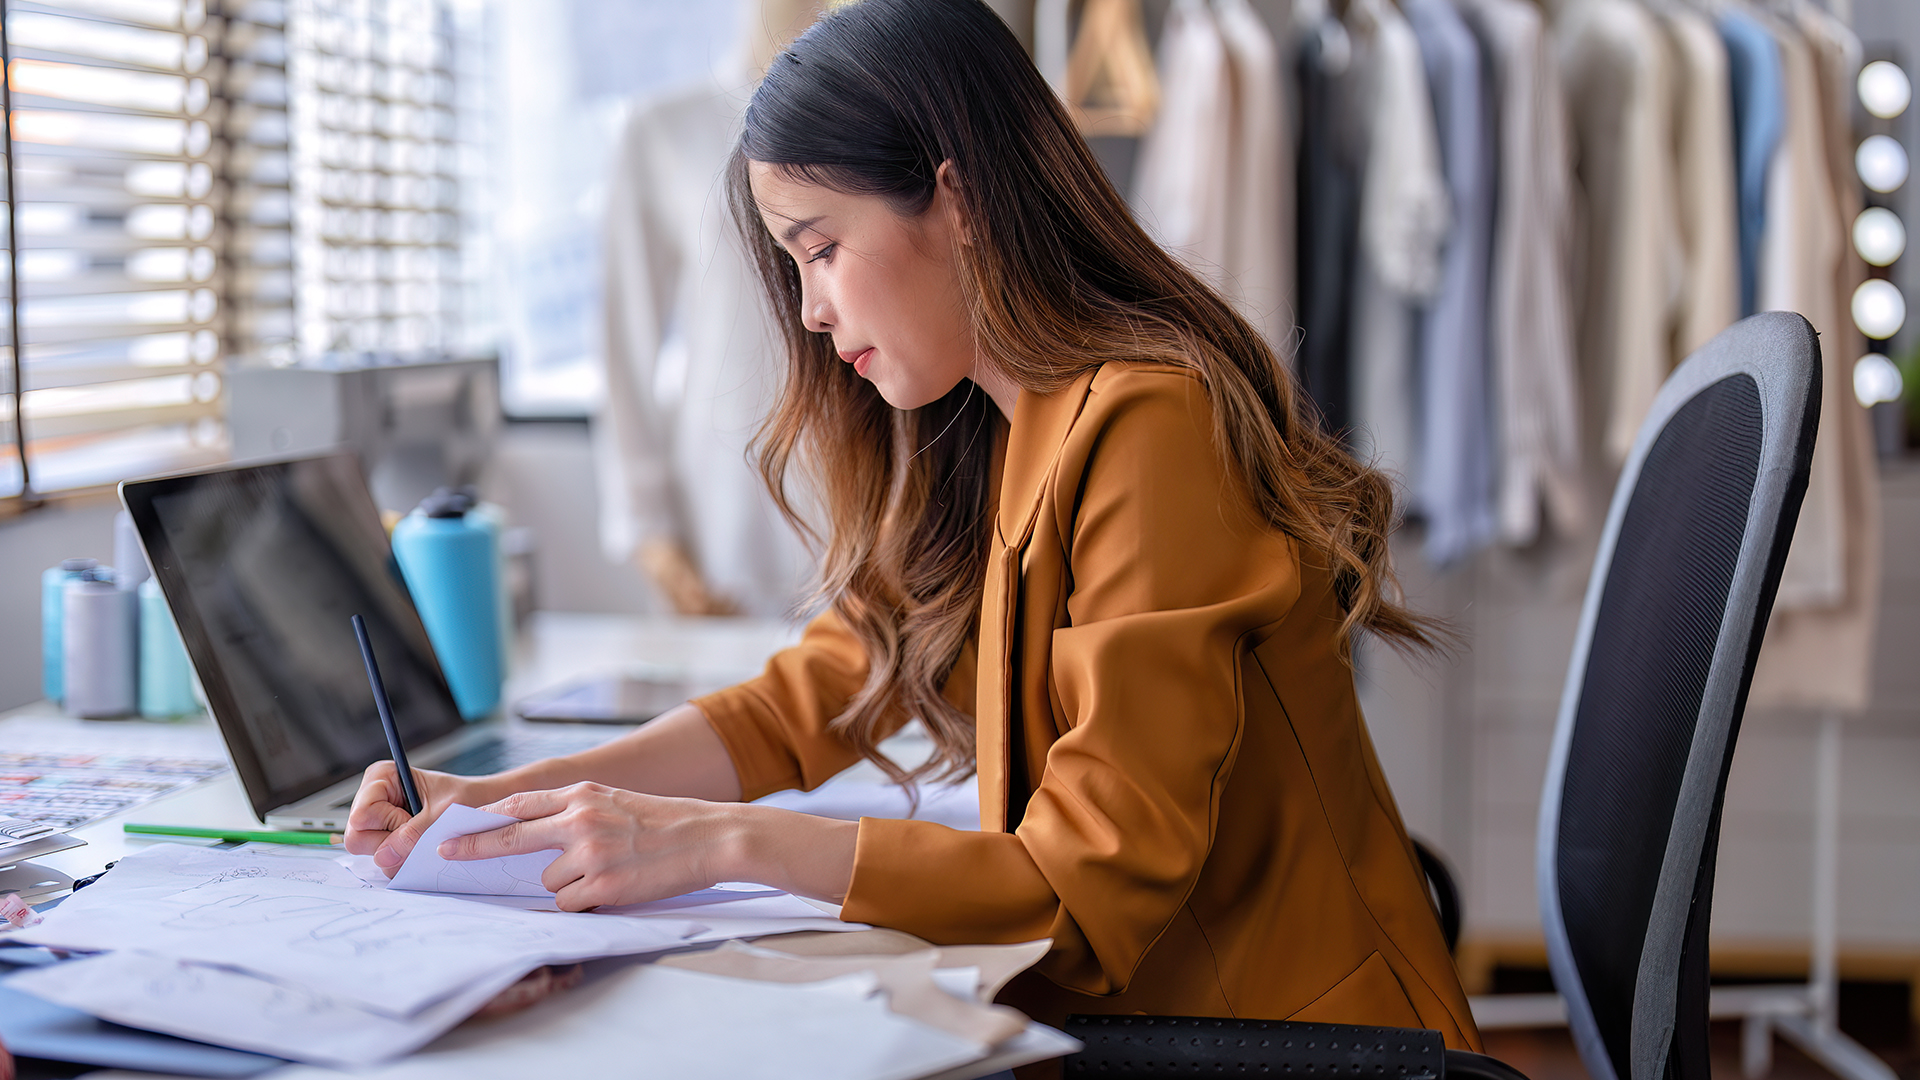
(7, 612), (808, 884)
(1, 613), (1056, 1080)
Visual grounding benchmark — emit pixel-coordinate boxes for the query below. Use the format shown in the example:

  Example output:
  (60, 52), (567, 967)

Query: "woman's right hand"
(343, 762), (501, 877)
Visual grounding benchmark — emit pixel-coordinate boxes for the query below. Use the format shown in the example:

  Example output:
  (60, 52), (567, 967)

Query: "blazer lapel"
(975, 370), (1099, 834)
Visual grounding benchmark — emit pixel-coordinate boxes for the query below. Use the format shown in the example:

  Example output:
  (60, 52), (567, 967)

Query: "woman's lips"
(842, 347), (875, 376)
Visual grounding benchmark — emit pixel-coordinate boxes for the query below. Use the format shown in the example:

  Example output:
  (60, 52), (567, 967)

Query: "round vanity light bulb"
(1859, 60), (1912, 120)
(1857, 135), (1909, 193)
(1854, 353), (1904, 407)
(1852, 279), (1907, 339)
(1853, 207), (1907, 266)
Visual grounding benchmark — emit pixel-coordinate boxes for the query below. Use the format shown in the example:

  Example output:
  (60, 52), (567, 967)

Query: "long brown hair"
(728, 0), (1437, 786)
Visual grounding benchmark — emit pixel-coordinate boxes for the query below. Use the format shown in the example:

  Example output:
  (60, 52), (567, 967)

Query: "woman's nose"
(802, 296), (833, 334)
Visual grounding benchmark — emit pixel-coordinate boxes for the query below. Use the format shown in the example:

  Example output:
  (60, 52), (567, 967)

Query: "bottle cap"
(418, 486), (476, 520)
(59, 557), (99, 573)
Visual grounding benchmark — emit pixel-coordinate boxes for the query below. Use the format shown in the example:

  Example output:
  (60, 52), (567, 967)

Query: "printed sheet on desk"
(0, 842), (860, 1066)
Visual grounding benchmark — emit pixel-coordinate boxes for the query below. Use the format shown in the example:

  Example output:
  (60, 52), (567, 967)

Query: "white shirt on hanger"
(1345, 0), (1450, 492)
(594, 64), (814, 618)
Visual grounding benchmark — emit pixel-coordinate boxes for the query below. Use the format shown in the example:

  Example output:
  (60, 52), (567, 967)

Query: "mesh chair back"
(1536, 313), (1821, 1080)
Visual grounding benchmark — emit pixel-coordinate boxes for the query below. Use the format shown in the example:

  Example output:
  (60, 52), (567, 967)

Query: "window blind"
(285, 0), (470, 363)
(0, 0), (476, 502)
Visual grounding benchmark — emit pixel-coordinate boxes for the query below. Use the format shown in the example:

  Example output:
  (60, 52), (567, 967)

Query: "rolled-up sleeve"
(842, 369), (1301, 995)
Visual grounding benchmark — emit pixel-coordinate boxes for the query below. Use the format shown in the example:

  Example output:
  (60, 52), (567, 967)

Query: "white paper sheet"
(259, 964), (993, 1080)
(8, 949), (528, 1067)
(15, 863), (704, 1017)
(388, 805), (560, 897)
(8, 842), (375, 918)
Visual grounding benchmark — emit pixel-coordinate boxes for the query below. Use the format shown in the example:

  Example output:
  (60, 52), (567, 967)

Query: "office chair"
(1063, 312), (1822, 1080)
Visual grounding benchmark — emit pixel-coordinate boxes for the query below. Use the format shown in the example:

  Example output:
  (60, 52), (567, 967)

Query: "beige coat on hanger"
(1747, 4), (1883, 713)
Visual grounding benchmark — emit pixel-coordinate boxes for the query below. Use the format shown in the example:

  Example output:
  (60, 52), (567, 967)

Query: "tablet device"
(514, 675), (691, 724)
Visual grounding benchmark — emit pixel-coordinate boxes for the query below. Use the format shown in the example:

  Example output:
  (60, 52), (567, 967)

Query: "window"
(285, 0), (481, 363)
(0, 0), (481, 502)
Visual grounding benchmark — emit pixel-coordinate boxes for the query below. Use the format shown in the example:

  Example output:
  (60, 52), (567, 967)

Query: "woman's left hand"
(435, 783), (857, 912)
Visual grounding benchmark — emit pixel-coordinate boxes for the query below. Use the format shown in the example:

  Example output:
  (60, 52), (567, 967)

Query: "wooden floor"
(1480, 980), (1920, 1080)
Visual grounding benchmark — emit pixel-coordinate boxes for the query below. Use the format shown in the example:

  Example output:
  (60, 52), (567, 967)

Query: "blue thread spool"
(139, 578), (199, 718)
(41, 558), (99, 704)
(391, 488), (503, 720)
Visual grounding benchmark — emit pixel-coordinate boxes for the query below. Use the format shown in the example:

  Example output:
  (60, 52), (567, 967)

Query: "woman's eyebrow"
(780, 216), (825, 243)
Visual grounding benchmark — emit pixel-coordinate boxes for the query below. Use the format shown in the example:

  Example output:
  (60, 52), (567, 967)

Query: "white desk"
(2, 613), (1055, 1080)
(13, 611), (978, 886)
(9, 613), (807, 884)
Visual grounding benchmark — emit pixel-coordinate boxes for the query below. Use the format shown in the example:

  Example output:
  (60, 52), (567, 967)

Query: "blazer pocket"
(1287, 951), (1422, 1030)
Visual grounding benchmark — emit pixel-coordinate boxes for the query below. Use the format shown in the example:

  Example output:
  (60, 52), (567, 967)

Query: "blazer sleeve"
(692, 608), (981, 799)
(842, 370), (1303, 995)
(689, 609), (873, 800)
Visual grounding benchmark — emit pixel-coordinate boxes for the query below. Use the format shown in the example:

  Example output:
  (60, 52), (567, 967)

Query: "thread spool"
(139, 578), (199, 718)
(41, 558), (98, 704)
(113, 510), (150, 592)
(63, 570), (138, 719)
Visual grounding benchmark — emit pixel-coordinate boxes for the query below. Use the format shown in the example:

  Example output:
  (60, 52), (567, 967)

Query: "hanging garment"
(1662, 9), (1742, 361)
(1756, 17), (1846, 613)
(1719, 10), (1784, 319)
(1552, 0), (1680, 466)
(1133, 0), (1235, 290)
(1455, 0), (1586, 548)
(1748, 5), (1883, 712)
(1405, 0), (1497, 566)
(1294, 10), (1363, 431)
(595, 71), (814, 618)
(1215, 0), (1295, 353)
(1346, 0), (1449, 485)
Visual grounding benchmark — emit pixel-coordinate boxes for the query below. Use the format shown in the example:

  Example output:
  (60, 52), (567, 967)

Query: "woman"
(347, 0), (1479, 1046)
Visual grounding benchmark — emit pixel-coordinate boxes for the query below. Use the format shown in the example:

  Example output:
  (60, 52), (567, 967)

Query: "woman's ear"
(934, 160), (974, 246)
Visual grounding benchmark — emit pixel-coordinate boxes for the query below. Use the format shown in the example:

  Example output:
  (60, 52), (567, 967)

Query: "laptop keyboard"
(323, 730), (625, 810)
(435, 730), (622, 778)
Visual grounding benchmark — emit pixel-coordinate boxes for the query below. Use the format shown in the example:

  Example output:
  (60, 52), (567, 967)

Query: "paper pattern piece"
(4, 844), (868, 1066)
(17, 873), (699, 1017)
(388, 804), (559, 897)
(259, 964), (996, 1080)
(8, 950), (527, 1068)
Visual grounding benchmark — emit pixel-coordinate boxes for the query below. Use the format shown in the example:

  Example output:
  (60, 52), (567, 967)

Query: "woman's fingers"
(438, 816), (563, 861)
(477, 786), (585, 822)
(343, 763), (408, 855)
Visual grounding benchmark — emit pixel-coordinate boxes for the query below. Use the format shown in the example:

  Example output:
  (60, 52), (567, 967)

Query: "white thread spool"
(63, 572), (137, 718)
(113, 510), (150, 592)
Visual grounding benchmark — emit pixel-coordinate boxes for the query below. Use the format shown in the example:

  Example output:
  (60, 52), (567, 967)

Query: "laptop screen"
(122, 452), (467, 820)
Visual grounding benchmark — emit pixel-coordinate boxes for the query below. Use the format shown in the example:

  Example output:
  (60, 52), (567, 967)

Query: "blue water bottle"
(139, 578), (200, 718)
(391, 488), (504, 719)
(41, 557), (98, 704)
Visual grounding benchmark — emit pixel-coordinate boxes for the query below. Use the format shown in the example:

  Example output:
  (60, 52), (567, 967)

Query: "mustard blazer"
(694, 362), (1481, 1050)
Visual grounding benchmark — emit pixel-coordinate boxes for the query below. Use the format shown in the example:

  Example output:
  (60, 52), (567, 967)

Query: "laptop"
(121, 451), (618, 831)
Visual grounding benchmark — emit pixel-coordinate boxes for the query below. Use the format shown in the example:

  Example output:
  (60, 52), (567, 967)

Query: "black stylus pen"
(352, 614), (423, 815)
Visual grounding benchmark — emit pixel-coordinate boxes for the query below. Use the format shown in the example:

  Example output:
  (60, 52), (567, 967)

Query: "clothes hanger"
(1063, 0), (1162, 138)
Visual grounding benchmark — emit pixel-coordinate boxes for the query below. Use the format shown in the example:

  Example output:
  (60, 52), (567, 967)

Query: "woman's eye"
(804, 243), (836, 264)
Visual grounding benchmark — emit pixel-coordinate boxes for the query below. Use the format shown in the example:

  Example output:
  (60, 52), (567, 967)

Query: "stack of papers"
(0, 815), (84, 865)
(1, 842), (859, 1065)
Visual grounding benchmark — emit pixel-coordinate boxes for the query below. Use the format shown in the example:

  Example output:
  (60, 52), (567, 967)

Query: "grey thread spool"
(63, 568), (137, 718)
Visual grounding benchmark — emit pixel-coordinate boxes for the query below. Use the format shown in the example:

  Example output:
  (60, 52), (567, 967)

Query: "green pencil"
(124, 823), (341, 846)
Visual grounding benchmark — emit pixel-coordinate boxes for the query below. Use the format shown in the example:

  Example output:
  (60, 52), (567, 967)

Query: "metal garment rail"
(1468, 716), (1894, 1080)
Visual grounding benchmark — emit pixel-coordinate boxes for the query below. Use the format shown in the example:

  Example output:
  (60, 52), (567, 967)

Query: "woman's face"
(749, 161), (980, 411)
